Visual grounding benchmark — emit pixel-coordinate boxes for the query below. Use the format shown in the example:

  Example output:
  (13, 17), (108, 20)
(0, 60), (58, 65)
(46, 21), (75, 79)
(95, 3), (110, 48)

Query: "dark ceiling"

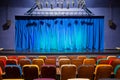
(0, 0), (120, 8)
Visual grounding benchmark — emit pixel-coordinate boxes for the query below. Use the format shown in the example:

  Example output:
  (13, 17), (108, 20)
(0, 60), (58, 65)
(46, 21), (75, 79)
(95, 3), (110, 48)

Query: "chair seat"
(67, 78), (90, 80)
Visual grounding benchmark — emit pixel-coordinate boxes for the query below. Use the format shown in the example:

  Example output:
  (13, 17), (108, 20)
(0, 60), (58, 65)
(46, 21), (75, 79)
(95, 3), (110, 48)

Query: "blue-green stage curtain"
(15, 18), (104, 51)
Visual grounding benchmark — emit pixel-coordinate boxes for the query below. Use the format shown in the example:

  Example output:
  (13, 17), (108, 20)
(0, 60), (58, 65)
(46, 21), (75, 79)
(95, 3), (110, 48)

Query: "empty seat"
(68, 56), (76, 60)
(6, 59), (17, 65)
(23, 65), (39, 80)
(58, 56), (68, 61)
(71, 59), (83, 69)
(28, 56), (37, 61)
(77, 64), (95, 80)
(77, 56), (87, 60)
(19, 59), (31, 68)
(60, 64), (76, 80)
(109, 59), (120, 71)
(97, 59), (110, 65)
(94, 64), (113, 80)
(97, 56), (107, 60)
(5, 65), (22, 78)
(83, 59), (96, 66)
(47, 56), (56, 60)
(18, 56), (27, 64)
(38, 56), (47, 61)
(32, 59), (44, 71)
(107, 56), (117, 60)
(59, 59), (71, 67)
(7, 56), (17, 60)
(41, 65), (56, 79)
(45, 59), (56, 66)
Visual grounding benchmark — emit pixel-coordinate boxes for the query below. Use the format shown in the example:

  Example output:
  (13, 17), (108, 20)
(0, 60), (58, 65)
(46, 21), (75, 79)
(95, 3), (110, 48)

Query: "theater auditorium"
(0, 0), (120, 80)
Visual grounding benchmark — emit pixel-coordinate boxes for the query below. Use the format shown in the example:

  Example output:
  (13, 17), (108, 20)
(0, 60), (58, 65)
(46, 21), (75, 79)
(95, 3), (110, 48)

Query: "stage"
(0, 49), (120, 56)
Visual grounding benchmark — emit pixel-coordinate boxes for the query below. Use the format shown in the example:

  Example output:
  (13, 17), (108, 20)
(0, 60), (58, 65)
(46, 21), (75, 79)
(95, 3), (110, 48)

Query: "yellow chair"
(94, 64), (113, 80)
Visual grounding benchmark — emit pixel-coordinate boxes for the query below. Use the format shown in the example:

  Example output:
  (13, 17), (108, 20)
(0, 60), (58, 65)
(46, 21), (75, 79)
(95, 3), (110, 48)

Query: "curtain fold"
(15, 17), (104, 51)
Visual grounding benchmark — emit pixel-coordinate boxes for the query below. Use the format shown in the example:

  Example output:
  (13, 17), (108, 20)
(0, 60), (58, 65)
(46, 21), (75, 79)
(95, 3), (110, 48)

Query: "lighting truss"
(25, 0), (94, 16)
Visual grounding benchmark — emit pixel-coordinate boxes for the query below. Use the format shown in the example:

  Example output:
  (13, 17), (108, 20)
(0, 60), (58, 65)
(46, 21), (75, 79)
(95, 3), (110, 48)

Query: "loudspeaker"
(108, 20), (117, 30)
(2, 20), (11, 30)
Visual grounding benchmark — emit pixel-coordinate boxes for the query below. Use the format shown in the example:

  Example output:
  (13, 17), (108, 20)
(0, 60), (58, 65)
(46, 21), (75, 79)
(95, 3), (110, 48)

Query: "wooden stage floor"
(0, 49), (120, 56)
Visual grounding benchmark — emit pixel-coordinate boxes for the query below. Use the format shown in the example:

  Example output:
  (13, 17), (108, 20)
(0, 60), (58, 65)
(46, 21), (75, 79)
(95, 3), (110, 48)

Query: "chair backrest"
(71, 59), (83, 69)
(6, 59), (17, 65)
(23, 65), (39, 80)
(47, 56), (56, 60)
(0, 60), (6, 73)
(18, 56), (27, 64)
(97, 56), (107, 60)
(58, 56), (68, 61)
(5, 65), (22, 78)
(0, 56), (7, 62)
(41, 65), (56, 79)
(28, 56), (37, 61)
(7, 56), (17, 60)
(19, 59), (31, 68)
(68, 56), (76, 60)
(97, 59), (110, 65)
(59, 59), (71, 67)
(38, 56), (47, 61)
(94, 64), (113, 80)
(107, 56), (117, 60)
(77, 64), (95, 80)
(45, 59), (56, 66)
(60, 64), (76, 80)
(83, 59), (96, 65)
(32, 59), (44, 71)
(114, 64), (120, 79)
(109, 59), (120, 71)
(77, 56), (87, 60)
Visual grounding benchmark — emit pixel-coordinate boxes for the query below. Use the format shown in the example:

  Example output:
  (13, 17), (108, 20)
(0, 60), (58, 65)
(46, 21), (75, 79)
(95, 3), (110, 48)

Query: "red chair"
(7, 56), (17, 60)
(41, 65), (56, 79)
(6, 59), (17, 65)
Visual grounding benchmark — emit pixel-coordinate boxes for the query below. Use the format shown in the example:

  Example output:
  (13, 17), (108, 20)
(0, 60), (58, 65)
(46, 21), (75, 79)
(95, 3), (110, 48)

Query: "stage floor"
(0, 49), (120, 56)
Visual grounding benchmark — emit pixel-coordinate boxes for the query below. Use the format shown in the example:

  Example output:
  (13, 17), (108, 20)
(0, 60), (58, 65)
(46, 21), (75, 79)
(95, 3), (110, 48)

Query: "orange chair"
(59, 59), (71, 67)
(19, 59), (31, 68)
(45, 59), (56, 66)
(0, 60), (6, 73)
(97, 59), (110, 65)
(71, 59), (83, 69)
(38, 56), (47, 61)
(77, 56), (86, 61)
(41, 65), (56, 79)
(23, 65), (39, 80)
(5, 65), (22, 78)
(68, 56), (76, 60)
(18, 56), (27, 64)
(0, 67), (2, 80)
(58, 56), (68, 61)
(83, 59), (96, 66)
(32, 59), (44, 72)
(94, 64), (113, 80)
(47, 56), (56, 60)
(60, 64), (76, 80)
(77, 64), (95, 80)
(107, 56), (117, 60)
(6, 59), (17, 65)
